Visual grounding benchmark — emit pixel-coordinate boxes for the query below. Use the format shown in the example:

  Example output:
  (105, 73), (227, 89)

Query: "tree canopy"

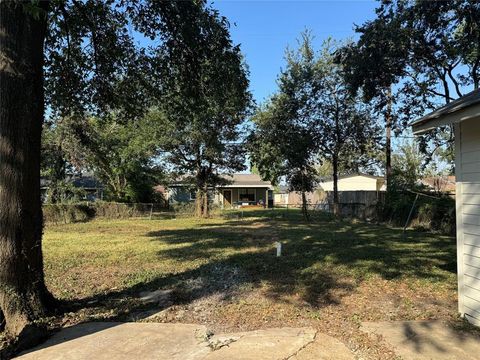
(250, 34), (381, 218)
(339, 0), (480, 161)
(148, 7), (252, 217)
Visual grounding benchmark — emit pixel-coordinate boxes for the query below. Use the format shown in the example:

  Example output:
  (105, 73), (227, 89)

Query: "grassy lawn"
(40, 209), (461, 358)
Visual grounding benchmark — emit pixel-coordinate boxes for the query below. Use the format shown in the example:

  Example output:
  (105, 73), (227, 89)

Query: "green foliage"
(44, 1), (207, 120)
(339, 0), (480, 164)
(250, 34), (382, 218)
(43, 202), (169, 224)
(379, 192), (455, 235)
(376, 138), (455, 235)
(249, 33), (320, 219)
(389, 140), (425, 192)
(313, 39), (382, 181)
(147, 7), (252, 217)
(55, 115), (164, 203)
(41, 122), (80, 203)
(43, 204), (95, 224)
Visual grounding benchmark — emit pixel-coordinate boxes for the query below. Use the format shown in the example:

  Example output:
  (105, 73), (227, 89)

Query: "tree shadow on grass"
(18, 214), (456, 358)
(63, 215), (455, 315)
(52, 214), (456, 337)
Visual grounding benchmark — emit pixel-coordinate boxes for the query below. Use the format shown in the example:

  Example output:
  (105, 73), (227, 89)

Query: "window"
(190, 190), (196, 200)
(239, 188), (255, 202)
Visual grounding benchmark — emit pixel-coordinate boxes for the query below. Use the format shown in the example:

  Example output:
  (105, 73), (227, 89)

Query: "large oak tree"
(0, 0), (217, 347)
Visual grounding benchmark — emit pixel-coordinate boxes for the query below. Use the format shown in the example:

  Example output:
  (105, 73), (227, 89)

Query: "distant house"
(163, 174), (274, 208)
(318, 174), (386, 192)
(420, 175), (456, 194)
(273, 173), (385, 208)
(411, 89), (480, 327)
(41, 175), (104, 202)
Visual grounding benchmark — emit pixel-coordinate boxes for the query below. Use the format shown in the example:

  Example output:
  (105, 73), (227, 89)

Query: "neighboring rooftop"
(223, 173), (272, 186)
(318, 173), (384, 183)
(420, 175), (456, 193)
(41, 175), (104, 190)
(169, 173), (272, 188)
(412, 89), (480, 134)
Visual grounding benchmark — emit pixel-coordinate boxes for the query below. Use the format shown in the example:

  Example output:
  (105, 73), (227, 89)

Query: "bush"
(43, 202), (161, 223)
(43, 204), (95, 224)
(171, 202), (196, 217)
(93, 202), (143, 219)
(379, 191), (455, 235)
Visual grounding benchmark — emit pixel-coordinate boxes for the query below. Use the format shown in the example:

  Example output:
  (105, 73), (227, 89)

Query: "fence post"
(403, 193), (419, 237)
(149, 203), (153, 220)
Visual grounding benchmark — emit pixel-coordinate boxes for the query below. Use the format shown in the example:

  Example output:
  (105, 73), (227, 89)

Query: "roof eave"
(412, 104), (480, 135)
(411, 89), (480, 135)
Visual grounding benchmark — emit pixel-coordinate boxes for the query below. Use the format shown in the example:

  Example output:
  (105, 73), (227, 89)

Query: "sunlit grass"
(43, 209), (457, 305)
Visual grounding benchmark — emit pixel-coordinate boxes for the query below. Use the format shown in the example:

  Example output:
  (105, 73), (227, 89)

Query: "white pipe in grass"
(275, 242), (282, 257)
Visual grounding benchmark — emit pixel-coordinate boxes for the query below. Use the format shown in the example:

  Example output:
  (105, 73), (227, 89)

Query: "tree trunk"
(195, 186), (209, 218)
(0, 0), (54, 344)
(301, 190), (309, 221)
(385, 89), (392, 192)
(332, 154), (340, 217)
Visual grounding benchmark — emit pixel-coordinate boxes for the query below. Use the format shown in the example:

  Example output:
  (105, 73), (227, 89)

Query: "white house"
(412, 89), (480, 326)
(318, 174), (386, 192)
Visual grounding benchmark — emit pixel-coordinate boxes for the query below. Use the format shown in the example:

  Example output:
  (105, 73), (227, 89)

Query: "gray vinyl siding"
(168, 187), (193, 203)
(457, 118), (480, 326)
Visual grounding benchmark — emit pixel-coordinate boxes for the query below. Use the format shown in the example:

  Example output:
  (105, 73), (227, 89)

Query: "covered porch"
(216, 186), (273, 208)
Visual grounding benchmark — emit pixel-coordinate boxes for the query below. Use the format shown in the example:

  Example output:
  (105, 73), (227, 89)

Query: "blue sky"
(212, 0), (379, 104)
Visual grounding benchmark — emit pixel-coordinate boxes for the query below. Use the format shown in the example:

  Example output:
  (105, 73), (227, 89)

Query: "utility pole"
(385, 87), (393, 191)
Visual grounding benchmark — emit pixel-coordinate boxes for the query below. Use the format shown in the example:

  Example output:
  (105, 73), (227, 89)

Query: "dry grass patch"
(25, 209), (464, 359)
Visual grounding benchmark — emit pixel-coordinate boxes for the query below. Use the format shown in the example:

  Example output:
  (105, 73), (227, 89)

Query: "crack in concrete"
(283, 330), (318, 360)
(207, 334), (244, 352)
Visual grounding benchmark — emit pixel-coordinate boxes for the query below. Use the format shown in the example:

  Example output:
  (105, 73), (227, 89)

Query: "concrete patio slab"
(362, 320), (480, 360)
(15, 322), (212, 360)
(15, 322), (354, 360)
(290, 333), (355, 360)
(204, 328), (317, 359)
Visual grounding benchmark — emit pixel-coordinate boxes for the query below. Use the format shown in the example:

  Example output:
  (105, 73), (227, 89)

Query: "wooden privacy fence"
(275, 190), (386, 219)
(320, 190), (386, 219)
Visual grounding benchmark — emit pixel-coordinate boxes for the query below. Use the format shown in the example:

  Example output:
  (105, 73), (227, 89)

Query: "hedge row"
(43, 202), (164, 224)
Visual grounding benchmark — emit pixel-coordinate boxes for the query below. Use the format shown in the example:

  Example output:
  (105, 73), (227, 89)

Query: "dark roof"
(169, 173), (272, 187)
(40, 176), (103, 190)
(411, 89), (480, 129)
(223, 173), (271, 186)
(420, 176), (456, 193)
(71, 177), (103, 189)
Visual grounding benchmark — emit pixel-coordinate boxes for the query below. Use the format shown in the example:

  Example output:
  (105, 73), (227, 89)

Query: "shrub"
(171, 202), (196, 217)
(379, 191), (455, 235)
(43, 204), (95, 224)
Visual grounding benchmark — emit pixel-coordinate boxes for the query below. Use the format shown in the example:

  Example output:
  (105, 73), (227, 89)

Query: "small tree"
(249, 33), (319, 220)
(315, 40), (382, 215)
(54, 115), (163, 202)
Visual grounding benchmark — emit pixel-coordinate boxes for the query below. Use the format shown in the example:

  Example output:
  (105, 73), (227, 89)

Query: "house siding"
(168, 187), (193, 204)
(320, 175), (384, 191)
(457, 118), (480, 326)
